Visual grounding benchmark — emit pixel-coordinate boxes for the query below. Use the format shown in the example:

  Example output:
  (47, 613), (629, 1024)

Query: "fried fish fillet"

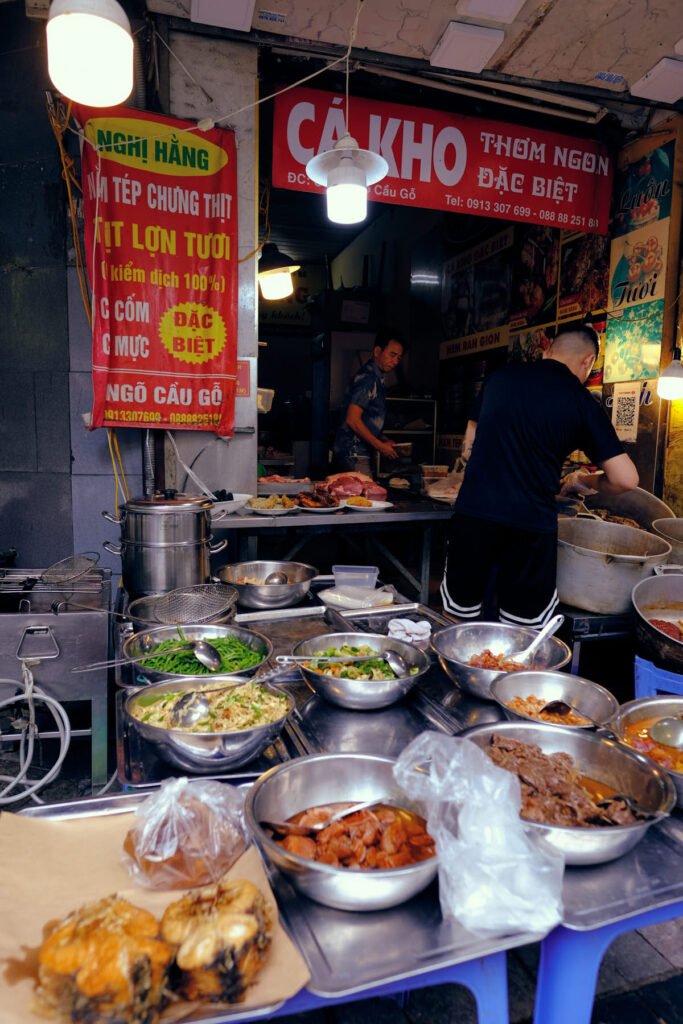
(35, 895), (173, 1024)
(161, 877), (272, 1003)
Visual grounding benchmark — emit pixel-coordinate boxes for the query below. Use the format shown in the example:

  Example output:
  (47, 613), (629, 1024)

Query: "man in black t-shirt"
(440, 325), (639, 627)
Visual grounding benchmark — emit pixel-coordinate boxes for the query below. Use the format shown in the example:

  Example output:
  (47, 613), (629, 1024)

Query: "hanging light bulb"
(46, 0), (134, 107)
(257, 243), (300, 301)
(306, 134), (387, 225)
(658, 346), (683, 400)
(305, 4), (387, 226)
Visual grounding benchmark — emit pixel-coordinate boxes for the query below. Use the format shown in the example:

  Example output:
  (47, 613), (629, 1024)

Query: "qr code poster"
(611, 381), (641, 442)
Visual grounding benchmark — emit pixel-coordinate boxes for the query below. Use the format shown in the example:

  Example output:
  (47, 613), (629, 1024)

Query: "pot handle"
(654, 563), (683, 576)
(103, 540), (122, 555)
(208, 538), (228, 555)
(102, 510), (124, 525)
(211, 508), (228, 522)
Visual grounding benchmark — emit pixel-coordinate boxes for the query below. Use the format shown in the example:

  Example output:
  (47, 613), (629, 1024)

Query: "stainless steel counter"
(211, 499), (453, 603)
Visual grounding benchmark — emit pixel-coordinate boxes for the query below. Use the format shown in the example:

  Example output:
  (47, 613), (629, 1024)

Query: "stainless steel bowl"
(465, 720), (675, 865)
(431, 622), (572, 701)
(124, 676), (293, 773)
(121, 623), (272, 683)
(491, 670), (619, 728)
(214, 561), (318, 609)
(244, 752), (438, 911)
(291, 632), (430, 710)
(611, 696), (683, 807)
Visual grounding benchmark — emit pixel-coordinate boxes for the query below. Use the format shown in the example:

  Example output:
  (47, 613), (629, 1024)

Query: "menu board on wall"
(604, 139), (674, 387)
(74, 105), (238, 434)
(441, 228), (512, 341)
(557, 231), (609, 321)
(509, 225), (560, 328)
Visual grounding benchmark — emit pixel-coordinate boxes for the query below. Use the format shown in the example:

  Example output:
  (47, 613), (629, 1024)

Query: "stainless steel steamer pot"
(103, 491), (227, 597)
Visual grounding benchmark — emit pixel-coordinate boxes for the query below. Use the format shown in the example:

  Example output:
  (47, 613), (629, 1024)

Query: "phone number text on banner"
(273, 87), (613, 234)
(75, 105), (238, 434)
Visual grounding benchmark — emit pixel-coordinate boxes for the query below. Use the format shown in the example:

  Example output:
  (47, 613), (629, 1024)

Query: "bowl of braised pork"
(431, 622), (571, 701)
(244, 752), (438, 910)
(464, 720), (675, 865)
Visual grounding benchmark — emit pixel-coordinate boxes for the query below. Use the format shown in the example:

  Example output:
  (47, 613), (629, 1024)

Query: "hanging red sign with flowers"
(74, 105), (238, 434)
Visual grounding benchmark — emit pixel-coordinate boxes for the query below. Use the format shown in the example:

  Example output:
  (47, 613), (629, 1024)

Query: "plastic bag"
(122, 777), (248, 890)
(393, 732), (564, 937)
(318, 585), (394, 609)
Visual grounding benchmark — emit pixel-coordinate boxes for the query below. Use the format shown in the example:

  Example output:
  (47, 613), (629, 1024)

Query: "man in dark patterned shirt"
(333, 329), (405, 477)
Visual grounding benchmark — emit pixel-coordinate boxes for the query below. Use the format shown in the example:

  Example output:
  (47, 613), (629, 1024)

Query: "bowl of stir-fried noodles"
(124, 676), (293, 772)
(291, 632), (429, 710)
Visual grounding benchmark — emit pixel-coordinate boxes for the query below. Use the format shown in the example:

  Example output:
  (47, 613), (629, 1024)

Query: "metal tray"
(20, 790), (544, 1002)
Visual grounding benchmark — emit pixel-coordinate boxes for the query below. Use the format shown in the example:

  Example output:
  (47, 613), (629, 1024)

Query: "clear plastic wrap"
(122, 777), (248, 890)
(393, 732), (564, 937)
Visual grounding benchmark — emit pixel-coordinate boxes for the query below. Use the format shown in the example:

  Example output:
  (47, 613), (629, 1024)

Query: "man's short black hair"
(374, 327), (407, 353)
(554, 323), (600, 359)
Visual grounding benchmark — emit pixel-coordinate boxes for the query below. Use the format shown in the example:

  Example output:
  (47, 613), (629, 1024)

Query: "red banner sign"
(273, 87), (613, 234)
(75, 106), (238, 434)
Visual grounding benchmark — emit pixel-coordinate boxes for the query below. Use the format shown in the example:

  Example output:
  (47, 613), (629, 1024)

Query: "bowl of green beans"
(121, 623), (272, 683)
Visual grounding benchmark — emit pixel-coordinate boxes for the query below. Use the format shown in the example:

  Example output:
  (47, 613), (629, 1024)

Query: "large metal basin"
(124, 676), (292, 773)
(244, 752), (438, 911)
(557, 518), (671, 614)
(291, 632), (430, 710)
(464, 720), (675, 865)
(430, 622), (571, 701)
(491, 669), (619, 728)
(583, 487), (673, 531)
(611, 696), (683, 806)
(121, 622), (272, 683)
(652, 518), (683, 564)
(214, 560), (318, 609)
(631, 571), (683, 671)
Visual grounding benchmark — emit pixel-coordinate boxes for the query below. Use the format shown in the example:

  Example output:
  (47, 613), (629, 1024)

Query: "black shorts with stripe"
(440, 514), (559, 627)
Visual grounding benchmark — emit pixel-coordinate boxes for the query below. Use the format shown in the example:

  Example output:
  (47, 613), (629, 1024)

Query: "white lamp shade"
(657, 358), (683, 400)
(258, 270), (295, 301)
(47, 0), (134, 106)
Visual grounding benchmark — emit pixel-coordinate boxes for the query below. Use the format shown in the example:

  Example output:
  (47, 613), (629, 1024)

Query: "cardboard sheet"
(0, 810), (311, 1024)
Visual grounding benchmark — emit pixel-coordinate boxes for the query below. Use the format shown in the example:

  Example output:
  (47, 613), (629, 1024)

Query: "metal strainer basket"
(22, 552), (100, 590)
(147, 583), (239, 625)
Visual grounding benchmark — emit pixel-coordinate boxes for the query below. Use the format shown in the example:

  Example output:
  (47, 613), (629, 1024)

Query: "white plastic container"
(332, 564), (379, 590)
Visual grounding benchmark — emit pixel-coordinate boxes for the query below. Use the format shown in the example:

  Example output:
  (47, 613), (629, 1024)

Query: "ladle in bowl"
(648, 716), (683, 750)
(276, 649), (409, 676)
(513, 614), (565, 665)
(74, 638), (223, 674)
(264, 571), (288, 584)
(259, 799), (388, 837)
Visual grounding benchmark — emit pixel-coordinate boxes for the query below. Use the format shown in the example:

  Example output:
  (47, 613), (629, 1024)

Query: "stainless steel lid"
(124, 490), (213, 514)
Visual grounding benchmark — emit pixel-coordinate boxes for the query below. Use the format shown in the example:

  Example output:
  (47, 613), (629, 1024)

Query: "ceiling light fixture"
(257, 243), (300, 301)
(46, 0), (134, 107)
(630, 57), (683, 103)
(657, 347), (683, 400)
(455, 0), (526, 24)
(305, 5), (388, 225)
(430, 21), (504, 74)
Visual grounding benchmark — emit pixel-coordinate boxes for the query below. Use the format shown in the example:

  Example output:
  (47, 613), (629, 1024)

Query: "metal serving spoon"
(648, 716), (683, 750)
(512, 614), (565, 665)
(264, 571), (288, 584)
(538, 699), (607, 731)
(74, 638), (222, 674)
(275, 649), (410, 676)
(259, 798), (388, 837)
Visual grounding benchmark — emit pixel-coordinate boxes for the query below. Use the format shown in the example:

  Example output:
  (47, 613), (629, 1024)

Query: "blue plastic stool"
(634, 654), (683, 698)
(266, 951), (510, 1024)
(534, 901), (683, 1024)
